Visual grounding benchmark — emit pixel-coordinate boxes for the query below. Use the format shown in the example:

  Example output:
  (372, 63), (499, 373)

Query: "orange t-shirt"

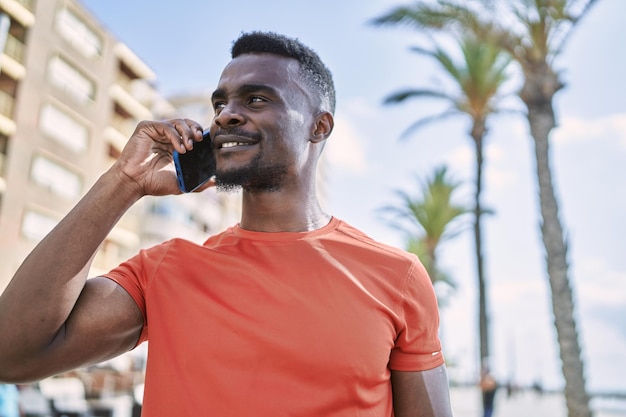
(105, 217), (443, 416)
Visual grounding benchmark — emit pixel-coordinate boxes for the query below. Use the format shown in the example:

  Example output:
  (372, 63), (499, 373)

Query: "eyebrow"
(211, 84), (279, 102)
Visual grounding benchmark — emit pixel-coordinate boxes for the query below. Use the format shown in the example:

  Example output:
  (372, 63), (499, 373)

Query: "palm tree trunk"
(471, 122), (490, 371)
(522, 69), (592, 417)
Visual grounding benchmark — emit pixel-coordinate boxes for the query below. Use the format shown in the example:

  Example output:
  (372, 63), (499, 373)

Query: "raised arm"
(391, 364), (454, 417)
(0, 119), (204, 382)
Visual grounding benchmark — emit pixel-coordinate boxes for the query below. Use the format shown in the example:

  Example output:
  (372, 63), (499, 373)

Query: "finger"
(169, 119), (204, 152)
(183, 119), (204, 142)
(148, 121), (186, 154)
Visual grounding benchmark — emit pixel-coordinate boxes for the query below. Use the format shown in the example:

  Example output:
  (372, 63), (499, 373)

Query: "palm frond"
(383, 88), (453, 105)
(398, 110), (461, 141)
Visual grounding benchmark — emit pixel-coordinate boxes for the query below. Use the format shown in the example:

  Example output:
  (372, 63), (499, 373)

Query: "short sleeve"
(102, 240), (174, 345)
(388, 259), (444, 371)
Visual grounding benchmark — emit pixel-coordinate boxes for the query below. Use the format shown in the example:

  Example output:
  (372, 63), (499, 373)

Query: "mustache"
(212, 128), (262, 142)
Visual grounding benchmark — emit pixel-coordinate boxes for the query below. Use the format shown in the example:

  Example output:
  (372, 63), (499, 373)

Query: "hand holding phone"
(173, 129), (216, 193)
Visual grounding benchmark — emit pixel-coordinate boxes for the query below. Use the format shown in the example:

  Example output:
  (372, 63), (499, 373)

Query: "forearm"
(392, 366), (453, 417)
(0, 168), (142, 364)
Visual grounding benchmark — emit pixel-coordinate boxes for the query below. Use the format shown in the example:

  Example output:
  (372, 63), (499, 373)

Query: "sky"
(79, 0), (626, 393)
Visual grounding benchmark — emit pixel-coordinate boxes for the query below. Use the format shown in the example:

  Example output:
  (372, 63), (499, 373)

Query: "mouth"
(213, 133), (259, 150)
(219, 141), (254, 149)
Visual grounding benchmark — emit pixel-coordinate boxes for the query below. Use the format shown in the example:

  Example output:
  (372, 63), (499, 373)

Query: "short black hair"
(231, 31), (336, 114)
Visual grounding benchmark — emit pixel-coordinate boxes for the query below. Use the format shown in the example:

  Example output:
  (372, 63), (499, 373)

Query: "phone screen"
(173, 130), (216, 193)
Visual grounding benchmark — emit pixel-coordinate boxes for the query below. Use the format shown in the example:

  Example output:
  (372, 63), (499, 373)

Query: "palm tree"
(370, 15), (513, 376)
(381, 166), (469, 301)
(494, 4), (598, 416)
(371, 1), (599, 416)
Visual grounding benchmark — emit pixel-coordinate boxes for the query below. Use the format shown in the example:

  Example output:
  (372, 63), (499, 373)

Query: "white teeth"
(221, 142), (247, 148)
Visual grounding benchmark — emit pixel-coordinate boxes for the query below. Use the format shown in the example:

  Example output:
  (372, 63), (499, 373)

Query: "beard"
(215, 152), (289, 193)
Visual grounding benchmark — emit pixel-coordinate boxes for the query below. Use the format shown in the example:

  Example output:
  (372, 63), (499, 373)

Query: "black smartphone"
(173, 129), (216, 193)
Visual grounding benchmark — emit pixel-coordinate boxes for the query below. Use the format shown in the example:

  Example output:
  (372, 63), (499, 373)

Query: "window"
(149, 198), (193, 225)
(30, 155), (82, 198)
(48, 56), (95, 103)
(21, 210), (57, 241)
(40, 103), (89, 153)
(55, 7), (102, 58)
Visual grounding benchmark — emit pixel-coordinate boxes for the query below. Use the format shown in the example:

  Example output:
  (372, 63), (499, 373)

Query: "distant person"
(505, 379), (516, 397)
(0, 384), (19, 417)
(0, 31), (453, 416)
(480, 368), (498, 417)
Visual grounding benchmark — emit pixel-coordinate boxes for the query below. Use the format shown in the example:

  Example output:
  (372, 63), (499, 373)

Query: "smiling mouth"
(220, 142), (253, 149)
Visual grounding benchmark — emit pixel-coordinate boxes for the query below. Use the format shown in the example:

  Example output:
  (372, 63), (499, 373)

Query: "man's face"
(209, 53), (315, 192)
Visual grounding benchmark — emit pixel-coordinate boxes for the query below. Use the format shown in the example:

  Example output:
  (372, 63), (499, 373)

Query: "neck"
(239, 188), (330, 233)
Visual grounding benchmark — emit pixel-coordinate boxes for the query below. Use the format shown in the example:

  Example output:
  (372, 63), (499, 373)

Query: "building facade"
(0, 0), (239, 293)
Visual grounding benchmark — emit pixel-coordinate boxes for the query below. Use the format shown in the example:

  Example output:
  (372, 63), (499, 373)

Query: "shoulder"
(327, 219), (430, 286)
(201, 225), (240, 248)
(331, 219), (434, 291)
(138, 226), (235, 258)
(133, 238), (203, 262)
(330, 219), (418, 263)
(107, 236), (218, 282)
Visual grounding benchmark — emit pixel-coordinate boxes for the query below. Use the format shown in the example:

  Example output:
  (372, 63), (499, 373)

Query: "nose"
(214, 103), (245, 128)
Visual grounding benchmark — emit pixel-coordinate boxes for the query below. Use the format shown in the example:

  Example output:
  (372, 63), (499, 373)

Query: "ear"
(311, 111), (334, 144)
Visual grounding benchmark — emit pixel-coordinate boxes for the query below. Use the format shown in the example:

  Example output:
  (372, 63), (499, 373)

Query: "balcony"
(0, 90), (15, 135)
(0, 89), (14, 118)
(3, 34), (24, 63)
(0, 0), (35, 27)
(0, 34), (26, 80)
(115, 73), (156, 106)
(11, 0), (33, 11)
(110, 113), (136, 137)
(109, 84), (152, 121)
(103, 113), (137, 154)
(113, 42), (155, 82)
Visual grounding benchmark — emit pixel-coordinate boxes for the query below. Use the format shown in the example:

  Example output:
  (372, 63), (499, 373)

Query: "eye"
(213, 101), (226, 113)
(249, 96), (267, 104)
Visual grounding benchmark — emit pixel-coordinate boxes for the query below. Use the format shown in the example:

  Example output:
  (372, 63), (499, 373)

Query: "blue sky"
(80, 0), (626, 392)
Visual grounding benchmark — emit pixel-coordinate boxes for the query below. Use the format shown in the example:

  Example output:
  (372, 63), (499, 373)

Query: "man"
(0, 32), (453, 416)
(480, 366), (498, 417)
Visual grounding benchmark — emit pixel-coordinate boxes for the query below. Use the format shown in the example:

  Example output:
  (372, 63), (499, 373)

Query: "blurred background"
(0, 0), (623, 416)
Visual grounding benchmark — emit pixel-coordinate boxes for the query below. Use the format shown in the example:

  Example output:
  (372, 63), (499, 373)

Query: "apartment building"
(0, 0), (239, 293)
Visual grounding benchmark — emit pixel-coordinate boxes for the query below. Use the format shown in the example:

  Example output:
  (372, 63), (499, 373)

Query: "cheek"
(260, 110), (312, 158)
(282, 109), (313, 142)
(286, 109), (306, 125)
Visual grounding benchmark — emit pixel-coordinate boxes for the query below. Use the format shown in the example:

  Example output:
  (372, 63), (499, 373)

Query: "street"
(450, 386), (626, 417)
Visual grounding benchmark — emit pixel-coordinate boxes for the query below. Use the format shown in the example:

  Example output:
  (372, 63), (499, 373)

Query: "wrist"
(101, 166), (144, 205)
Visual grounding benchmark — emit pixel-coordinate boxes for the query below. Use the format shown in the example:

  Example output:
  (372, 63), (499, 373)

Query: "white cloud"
(486, 168), (517, 189)
(492, 279), (546, 305)
(610, 115), (626, 149)
(581, 319), (626, 391)
(339, 96), (381, 120)
(553, 113), (626, 148)
(457, 142), (522, 191)
(442, 145), (473, 175)
(324, 114), (368, 174)
(486, 144), (505, 161)
(323, 96), (389, 175)
(482, 122), (532, 191)
(576, 256), (626, 307)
